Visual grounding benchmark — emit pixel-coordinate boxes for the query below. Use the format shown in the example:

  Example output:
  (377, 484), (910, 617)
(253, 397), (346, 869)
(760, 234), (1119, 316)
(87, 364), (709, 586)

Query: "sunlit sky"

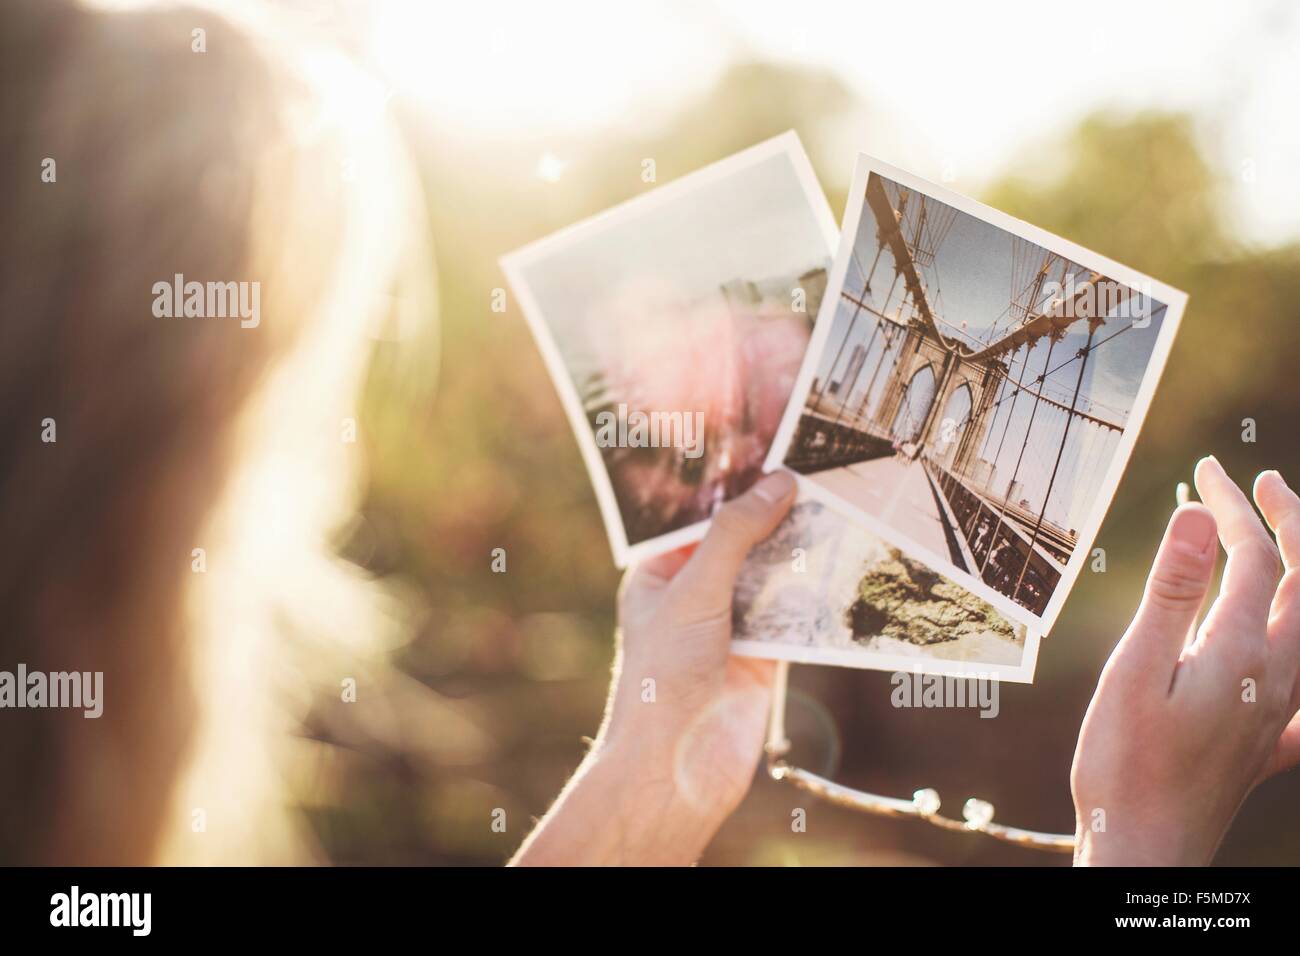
(369, 0), (1300, 246)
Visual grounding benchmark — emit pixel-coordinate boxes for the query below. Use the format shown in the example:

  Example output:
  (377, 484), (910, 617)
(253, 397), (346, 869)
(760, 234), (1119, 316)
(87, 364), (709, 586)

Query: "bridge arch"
(890, 362), (937, 443)
(933, 380), (973, 467)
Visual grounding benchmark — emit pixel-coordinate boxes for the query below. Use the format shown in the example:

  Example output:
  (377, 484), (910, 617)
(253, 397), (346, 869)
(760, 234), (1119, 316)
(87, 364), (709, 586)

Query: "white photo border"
(501, 131), (840, 567)
(763, 154), (1188, 635)
(729, 491), (1043, 682)
(731, 631), (1042, 684)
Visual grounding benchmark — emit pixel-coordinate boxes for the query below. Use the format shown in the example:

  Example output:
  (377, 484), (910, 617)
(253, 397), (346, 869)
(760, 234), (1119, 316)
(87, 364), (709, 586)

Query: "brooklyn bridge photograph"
(774, 162), (1184, 622)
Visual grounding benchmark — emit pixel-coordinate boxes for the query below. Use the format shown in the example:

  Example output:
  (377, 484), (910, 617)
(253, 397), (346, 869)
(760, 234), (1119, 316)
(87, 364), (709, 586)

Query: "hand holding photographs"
(506, 140), (1187, 683)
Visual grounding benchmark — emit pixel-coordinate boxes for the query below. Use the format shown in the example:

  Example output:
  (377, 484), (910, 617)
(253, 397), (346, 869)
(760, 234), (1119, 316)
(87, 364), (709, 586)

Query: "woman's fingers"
(1255, 471), (1300, 659)
(1116, 502), (1218, 679)
(1254, 470), (1300, 570)
(1254, 471), (1300, 711)
(1194, 456), (1281, 641)
(1261, 713), (1300, 779)
(636, 546), (696, 584)
(618, 545), (697, 619)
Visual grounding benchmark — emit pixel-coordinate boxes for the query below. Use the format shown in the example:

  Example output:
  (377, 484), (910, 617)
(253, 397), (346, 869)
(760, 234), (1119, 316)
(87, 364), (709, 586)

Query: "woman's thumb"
(671, 471), (797, 614)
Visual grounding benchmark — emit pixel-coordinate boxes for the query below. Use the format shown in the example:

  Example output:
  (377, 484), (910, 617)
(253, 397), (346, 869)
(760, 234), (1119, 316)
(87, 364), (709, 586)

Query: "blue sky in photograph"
(813, 174), (1168, 530)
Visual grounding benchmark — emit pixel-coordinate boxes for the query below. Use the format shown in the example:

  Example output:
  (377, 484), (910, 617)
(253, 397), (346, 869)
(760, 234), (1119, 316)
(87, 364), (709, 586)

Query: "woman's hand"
(1071, 457), (1300, 866)
(511, 470), (796, 865)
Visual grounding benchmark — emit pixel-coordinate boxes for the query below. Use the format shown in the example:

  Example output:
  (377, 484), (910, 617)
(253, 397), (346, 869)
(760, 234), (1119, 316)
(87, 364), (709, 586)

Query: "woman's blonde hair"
(0, 0), (435, 863)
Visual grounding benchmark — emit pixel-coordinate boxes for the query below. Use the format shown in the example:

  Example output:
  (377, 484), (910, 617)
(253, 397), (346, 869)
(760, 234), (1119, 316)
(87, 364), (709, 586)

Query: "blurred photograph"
(502, 133), (837, 565)
(732, 495), (1038, 682)
(768, 158), (1187, 628)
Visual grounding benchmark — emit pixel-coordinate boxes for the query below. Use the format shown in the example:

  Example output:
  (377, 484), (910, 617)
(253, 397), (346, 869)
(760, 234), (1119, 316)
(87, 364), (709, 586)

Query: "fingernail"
(1257, 469), (1291, 495)
(752, 470), (795, 504)
(1175, 481), (1190, 506)
(1170, 505), (1217, 556)
(1195, 455), (1222, 482)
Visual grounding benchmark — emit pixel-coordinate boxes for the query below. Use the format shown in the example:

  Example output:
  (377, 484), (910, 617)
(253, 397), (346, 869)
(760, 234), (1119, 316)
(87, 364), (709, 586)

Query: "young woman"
(1, 0), (433, 863)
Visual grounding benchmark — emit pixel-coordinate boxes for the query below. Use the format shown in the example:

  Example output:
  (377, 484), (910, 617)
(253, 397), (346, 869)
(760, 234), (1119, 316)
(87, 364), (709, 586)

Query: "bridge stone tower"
(869, 319), (1006, 480)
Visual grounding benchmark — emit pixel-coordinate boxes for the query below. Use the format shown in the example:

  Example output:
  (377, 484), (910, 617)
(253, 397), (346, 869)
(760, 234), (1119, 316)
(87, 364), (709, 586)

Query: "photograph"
(501, 132), (837, 565)
(732, 494), (1038, 682)
(767, 157), (1187, 628)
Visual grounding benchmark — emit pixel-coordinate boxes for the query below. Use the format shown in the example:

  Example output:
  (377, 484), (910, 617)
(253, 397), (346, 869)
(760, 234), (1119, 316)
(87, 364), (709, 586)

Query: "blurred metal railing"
(763, 661), (1076, 854)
